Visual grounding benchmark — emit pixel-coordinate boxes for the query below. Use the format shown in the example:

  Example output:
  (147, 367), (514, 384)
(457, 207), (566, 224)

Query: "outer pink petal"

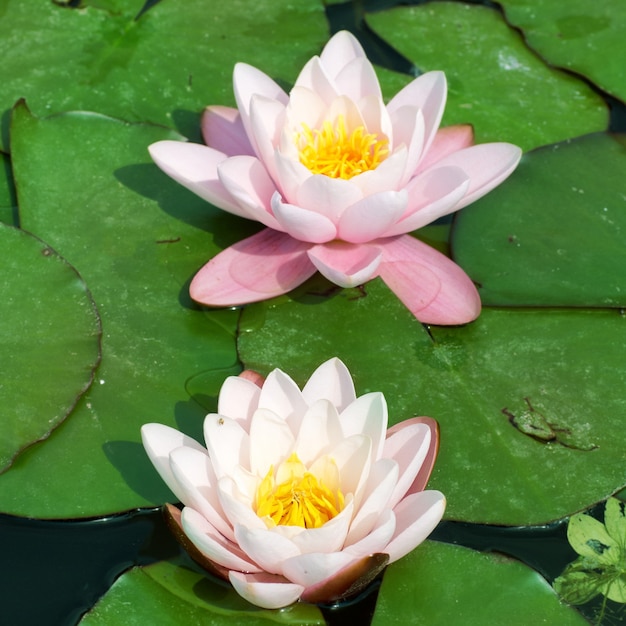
(216, 156), (282, 230)
(416, 124), (475, 173)
(190, 229), (316, 306)
(425, 142), (522, 209)
(387, 71), (447, 157)
(201, 105), (255, 157)
(337, 190), (408, 243)
(229, 571), (304, 609)
(301, 357), (356, 412)
(320, 31), (367, 79)
(375, 234), (481, 325)
(307, 241), (382, 288)
(217, 376), (261, 428)
(141, 423), (206, 502)
(271, 194), (338, 243)
(148, 141), (245, 217)
(233, 62), (288, 154)
(386, 417), (440, 494)
(181, 506), (261, 573)
(383, 166), (469, 236)
(385, 490), (446, 563)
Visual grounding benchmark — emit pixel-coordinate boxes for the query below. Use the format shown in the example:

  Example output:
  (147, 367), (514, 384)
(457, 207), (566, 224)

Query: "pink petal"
(307, 241), (382, 288)
(292, 57), (338, 104)
(204, 413), (250, 478)
(383, 423), (431, 510)
(344, 458), (398, 545)
(337, 190), (408, 243)
(169, 447), (235, 542)
(233, 62), (288, 154)
(338, 392), (388, 462)
(416, 124), (475, 173)
(201, 105), (255, 157)
(320, 31), (367, 79)
(383, 165), (469, 236)
(424, 142), (522, 209)
(387, 71), (447, 157)
(189, 229), (316, 306)
(234, 526), (301, 574)
(301, 357), (356, 412)
(294, 399), (343, 466)
(148, 141), (246, 217)
(248, 407), (295, 475)
(282, 551), (358, 587)
(217, 156), (282, 230)
(181, 506), (261, 573)
(271, 194), (338, 243)
(141, 423), (206, 502)
(386, 417), (440, 494)
(229, 571), (304, 609)
(375, 234), (481, 325)
(385, 490), (446, 563)
(217, 376), (261, 428)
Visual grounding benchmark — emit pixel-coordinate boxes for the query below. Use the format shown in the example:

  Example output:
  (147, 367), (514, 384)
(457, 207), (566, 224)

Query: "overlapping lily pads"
(0, 223), (101, 473)
(451, 132), (626, 306)
(367, 1), (608, 151)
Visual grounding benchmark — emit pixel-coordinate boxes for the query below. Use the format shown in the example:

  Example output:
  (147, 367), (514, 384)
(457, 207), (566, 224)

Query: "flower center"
(256, 453), (344, 529)
(297, 115), (389, 180)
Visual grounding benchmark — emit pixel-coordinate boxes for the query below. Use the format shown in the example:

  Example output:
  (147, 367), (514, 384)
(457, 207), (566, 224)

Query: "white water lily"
(142, 358), (445, 609)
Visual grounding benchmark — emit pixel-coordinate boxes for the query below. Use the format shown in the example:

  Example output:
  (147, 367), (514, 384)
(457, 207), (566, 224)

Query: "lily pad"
(238, 277), (626, 525)
(0, 152), (17, 225)
(0, 106), (246, 517)
(499, 0), (626, 103)
(79, 560), (325, 625)
(0, 0), (328, 150)
(367, 1), (607, 151)
(451, 133), (626, 307)
(0, 223), (101, 472)
(372, 540), (588, 625)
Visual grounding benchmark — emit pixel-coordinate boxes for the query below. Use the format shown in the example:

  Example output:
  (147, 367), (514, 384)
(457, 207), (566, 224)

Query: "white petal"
(339, 392), (388, 461)
(282, 551), (358, 587)
(385, 491), (446, 562)
(307, 242), (382, 288)
(335, 56), (383, 101)
(294, 399), (344, 466)
(390, 106), (426, 186)
(141, 423), (206, 502)
(302, 357), (356, 411)
(292, 57), (338, 104)
(383, 423), (432, 510)
(257, 368), (309, 434)
(217, 376), (261, 428)
(201, 105), (255, 157)
(295, 174), (364, 221)
(320, 31), (367, 79)
(290, 500), (355, 554)
(345, 458), (398, 545)
(203, 414), (250, 478)
(271, 193), (337, 243)
(217, 476), (266, 530)
(324, 434), (372, 503)
(181, 506), (261, 572)
(248, 94), (287, 184)
(234, 525), (301, 574)
(169, 446), (234, 541)
(345, 508), (396, 557)
(229, 571), (304, 609)
(248, 407), (296, 475)
(349, 146), (408, 196)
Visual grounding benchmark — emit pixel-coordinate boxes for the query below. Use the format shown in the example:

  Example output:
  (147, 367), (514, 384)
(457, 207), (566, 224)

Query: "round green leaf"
(0, 223), (101, 472)
(238, 277), (626, 525)
(367, 1), (607, 151)
(452, 133), (626, 307)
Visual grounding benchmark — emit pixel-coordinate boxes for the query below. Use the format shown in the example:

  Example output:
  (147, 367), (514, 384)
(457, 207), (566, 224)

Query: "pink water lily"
(149, 31), (521, 324)
(142, 358), (445, 609)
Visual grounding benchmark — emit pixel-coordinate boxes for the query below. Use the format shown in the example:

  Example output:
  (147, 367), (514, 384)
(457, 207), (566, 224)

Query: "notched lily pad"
(0, 223), (101, 472)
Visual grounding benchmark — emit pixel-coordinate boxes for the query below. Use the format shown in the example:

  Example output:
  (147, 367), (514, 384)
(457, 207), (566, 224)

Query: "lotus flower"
(141, 358), (445, 609)
(149, 31), (521, 325)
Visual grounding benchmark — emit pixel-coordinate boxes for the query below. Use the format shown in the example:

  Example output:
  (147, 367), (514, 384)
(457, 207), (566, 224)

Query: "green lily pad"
(499, 0), (626, 103)
(373, 540), (588, 625)
(0, 152), (17, 225)
(0, 105), (248, 518)
(451, 133), (626, 307)
(0, 0), (328, 151)
(79, 560), (325, 625)
(238, 277), (626, 526)
(367, 1), (607, 151)
(0, 223), (101, 472)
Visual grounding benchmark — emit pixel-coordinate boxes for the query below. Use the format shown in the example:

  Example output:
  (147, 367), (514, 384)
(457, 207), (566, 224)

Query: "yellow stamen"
(297, 115), (389, 180)
(256, 453), (344, 529)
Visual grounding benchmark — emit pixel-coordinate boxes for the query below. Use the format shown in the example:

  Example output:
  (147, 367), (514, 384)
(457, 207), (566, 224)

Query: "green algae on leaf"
(367, 1), (607, 152)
